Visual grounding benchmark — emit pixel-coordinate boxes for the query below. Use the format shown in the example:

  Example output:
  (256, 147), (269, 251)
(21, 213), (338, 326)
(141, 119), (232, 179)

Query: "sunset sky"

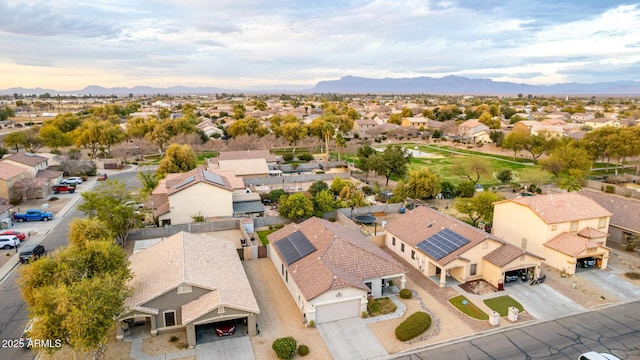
(1, 0), (639, 90)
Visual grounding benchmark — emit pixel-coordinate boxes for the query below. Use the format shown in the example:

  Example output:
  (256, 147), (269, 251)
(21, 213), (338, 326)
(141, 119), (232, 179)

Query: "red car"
(97, 173), (108, 181)
(1, 230), (26, 241)
(215, 321), (236, 336)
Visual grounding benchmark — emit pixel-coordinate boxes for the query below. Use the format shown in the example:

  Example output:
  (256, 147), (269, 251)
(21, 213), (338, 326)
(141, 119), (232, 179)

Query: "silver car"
(0, 235), (19, 249)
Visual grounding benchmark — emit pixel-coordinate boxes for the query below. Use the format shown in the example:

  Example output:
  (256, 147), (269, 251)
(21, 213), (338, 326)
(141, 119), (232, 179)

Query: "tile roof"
(3, 152), (48, 166)
(483, 243), (543, 267)
(544, 232), (604, 256)
(268, 217), (405, 300)
(126, 232), (259, 321)
(577, 227), (609, 239)
(35, 169), (64, 179)
(0, 162), (28, 180)
(495, 193), (612, 224)
(579, 189), (640, 233)
(216, 159), (270, 177)
(384, 206), (491, 265)
(165, 166), (233, 196)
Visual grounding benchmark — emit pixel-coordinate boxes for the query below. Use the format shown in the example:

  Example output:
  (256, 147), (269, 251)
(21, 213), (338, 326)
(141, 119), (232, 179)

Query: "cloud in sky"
(0, 0), (639, 90)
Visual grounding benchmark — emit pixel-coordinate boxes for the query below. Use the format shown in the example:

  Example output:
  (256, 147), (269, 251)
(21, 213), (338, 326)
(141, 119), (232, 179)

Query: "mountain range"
(2, 75), (639, 96)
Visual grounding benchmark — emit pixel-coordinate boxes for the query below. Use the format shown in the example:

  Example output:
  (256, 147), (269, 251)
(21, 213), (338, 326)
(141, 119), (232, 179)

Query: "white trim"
(163, 310), (177, 327)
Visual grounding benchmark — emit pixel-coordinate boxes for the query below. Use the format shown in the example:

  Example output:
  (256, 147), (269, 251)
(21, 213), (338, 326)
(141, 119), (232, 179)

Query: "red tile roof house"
(579, 189), (640, 246)
(492, 193), (612, 276)
(384, 206), (544, 289)
(117, 232), (260, 348)
(268, 217), (406, 325)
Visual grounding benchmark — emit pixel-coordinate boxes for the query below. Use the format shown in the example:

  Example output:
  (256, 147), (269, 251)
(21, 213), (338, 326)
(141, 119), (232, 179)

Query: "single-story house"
(117, 232), (260, 347)
(579, 189), (640, 245)
(268, 217), (406, 324)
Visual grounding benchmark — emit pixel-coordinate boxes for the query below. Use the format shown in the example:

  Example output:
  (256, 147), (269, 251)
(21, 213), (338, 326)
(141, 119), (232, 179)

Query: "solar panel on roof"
(203, 171), (226, 186)
(415, 228), (471, 260)
(275, 230), (317, 265)
(175, 176), (196, 189)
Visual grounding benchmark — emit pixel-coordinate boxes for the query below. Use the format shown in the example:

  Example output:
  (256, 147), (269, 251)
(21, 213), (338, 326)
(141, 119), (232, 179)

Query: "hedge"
(399, 289), (412, 299)
(298, 344), (310, 356)
(272, 336), (297, 359)
(395, 311), (431, 341)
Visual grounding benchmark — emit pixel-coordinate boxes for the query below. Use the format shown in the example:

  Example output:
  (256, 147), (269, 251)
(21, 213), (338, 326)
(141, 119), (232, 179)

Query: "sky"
(1, 0), (640, 90)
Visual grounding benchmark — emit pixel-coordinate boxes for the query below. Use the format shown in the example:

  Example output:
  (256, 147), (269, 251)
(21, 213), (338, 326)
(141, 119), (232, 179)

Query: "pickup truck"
(13, 209), (54, 222)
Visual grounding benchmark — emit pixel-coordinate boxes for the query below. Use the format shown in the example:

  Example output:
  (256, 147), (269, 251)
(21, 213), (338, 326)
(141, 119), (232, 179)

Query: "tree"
(368, 145), (412, 186)
(330, 177), (349, 195)
(495, 169), (513, 184)
(77, 180), (140, 246)
(540, 140), (591, 178)
(155, 144), (197, 178)
(308, 116), (335, 161)
(38, 125), (71, 152)
(19, 218), (131, 357)
(137, 170), (159, 197)
(406, 168), (441, 200)
(268, 189), (286, 203)
(335, 133), (347, 161)
(489, 131), (505, 147)
(559, 176), (582, 192)
(281, 122), (305, 146)
(278, 193), (314, 222)
(517, 168), (553, 187)
(3, 131), (28, 152)
(387, 113), (403, 125)
(502, 131), (528, 160)
(451, 158), (490, 185)
(0, 106), (15, 121)
(456, 181), (476, 198)
(454, 191), (505, 226)
(313, 189), (340, 213)
(440, 181), (456, 199)
(308, 180), (329, 196)
(522, 132), (558, 164)
(357, 145), (376, 181)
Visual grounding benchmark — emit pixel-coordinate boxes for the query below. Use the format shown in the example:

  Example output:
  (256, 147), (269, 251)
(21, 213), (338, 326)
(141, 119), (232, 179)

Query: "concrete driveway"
(504, 282), (584, 320)
(576, 268), (640, 302)
(196, 337), (254, 360)
(316, 317), (387, 360)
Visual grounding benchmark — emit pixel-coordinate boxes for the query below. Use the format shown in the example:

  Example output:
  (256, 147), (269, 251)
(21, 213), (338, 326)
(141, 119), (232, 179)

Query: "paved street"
(392, 301), (640, 360)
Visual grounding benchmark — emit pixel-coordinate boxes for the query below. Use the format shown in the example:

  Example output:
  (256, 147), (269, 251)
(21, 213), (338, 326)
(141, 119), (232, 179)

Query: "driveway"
(196, 337), (254, 360)
(316, 317), (388, 360)
(576, 269), (640, 302)
(504, 282), (584, 320)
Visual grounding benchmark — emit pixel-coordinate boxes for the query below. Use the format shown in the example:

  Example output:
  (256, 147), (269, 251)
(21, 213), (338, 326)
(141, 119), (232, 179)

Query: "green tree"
(401, 107), (413, 117)
(38, 125), (72, 152)
(335, 133), (347, 161)
(440, 181), (456, 199)
(156, 144), (197, 177)
(369, 145), (412, 186)
(451, 158), (490, 185)
(495, 169), (513, 184)
(137, 170), (159, 197)
(456, 181), (476, 198)
(0, 106), (15, 120)
(540, 140), (591, 178)
(502, 131), (528, 160)
(77, 180), (140, 246)
(559, 176), (582, 192)
(308, 180), (329, 196)
(281, 122), (305, 146)
(313, 189), (340, 213)
(279, 193), (314, 222)
(268, 189), (286, 203)
(3, 131), (28, 152)
(330, 177), (349, 195)
(489, 131), (505, 146)
(387, 113), (403, 125)
(357, 145), (376, 181)
(454, 191), (505, 226)
(391, 180), (408, 203)
(406, 168), (442, 200)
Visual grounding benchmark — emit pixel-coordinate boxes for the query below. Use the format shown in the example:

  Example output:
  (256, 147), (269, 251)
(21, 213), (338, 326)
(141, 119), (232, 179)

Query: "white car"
(0, 235), (20, 249)
(60, 177), (83, 185)
(578, 352), (621, 360)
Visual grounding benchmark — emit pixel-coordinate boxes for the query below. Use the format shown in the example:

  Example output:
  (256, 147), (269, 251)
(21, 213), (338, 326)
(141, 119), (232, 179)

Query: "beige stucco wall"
(307, 287), (368, 323)
(161, 182), (233, 224)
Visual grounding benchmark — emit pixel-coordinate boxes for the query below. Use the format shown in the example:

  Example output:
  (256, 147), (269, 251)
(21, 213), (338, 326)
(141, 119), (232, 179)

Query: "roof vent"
(427, 222), (433, 228)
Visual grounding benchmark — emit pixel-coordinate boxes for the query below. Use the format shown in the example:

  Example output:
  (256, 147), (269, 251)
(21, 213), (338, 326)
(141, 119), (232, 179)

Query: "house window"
(281, 264), (284, 276)
(163, 311), (176, 327)
(401, 243), (405, 252)
(470, 264), (477, 276)
(598, 217), (606, 229)
(411, 250), (415, 259)
(392, 237), (396, 246)
(177, 284), (192, 294)
(570, 221), (578, 232)
(285, 270), (288, 283)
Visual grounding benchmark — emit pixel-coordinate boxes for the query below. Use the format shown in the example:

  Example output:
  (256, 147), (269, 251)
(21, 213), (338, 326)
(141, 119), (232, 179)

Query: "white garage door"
(315, 299), (361, 324)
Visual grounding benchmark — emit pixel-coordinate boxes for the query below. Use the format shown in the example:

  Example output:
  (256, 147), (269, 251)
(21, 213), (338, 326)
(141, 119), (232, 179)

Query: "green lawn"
(449, 295), (489, 320)
(483, 296), (524, 317)
(366, 297), (398, 317)
(256, 229), (277, 245)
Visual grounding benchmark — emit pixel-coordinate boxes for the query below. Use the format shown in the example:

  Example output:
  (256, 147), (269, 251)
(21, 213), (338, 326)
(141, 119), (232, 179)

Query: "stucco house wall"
(160, 182), (233, 224)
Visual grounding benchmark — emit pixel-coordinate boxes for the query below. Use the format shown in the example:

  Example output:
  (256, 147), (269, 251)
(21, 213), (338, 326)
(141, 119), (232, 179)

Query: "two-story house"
(492, 193), (612, 276)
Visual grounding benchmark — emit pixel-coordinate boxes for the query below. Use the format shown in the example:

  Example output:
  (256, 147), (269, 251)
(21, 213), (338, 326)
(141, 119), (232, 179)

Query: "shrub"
(298, 344), (310, 356)
(48, 197), (59, 201)
(176, 342), (189, 349)
(308, 320), (315, 328)
(399, 289), (412, 299)
(282, 153), (294, 162)
(605, 185), (615, 193)
(395, 311), (432, 341)
(272, 336), (297, 360)
(298, 153), (314, 161)
(168, 335), (179, 343)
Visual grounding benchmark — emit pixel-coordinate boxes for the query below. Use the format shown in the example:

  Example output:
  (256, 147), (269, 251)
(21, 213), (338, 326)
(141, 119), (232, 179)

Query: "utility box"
(508, 307), (519, 322)
(489, 311), (500, 326)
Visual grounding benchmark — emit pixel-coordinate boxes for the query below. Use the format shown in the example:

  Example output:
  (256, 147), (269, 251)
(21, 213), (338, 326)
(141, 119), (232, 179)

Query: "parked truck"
(13, 209), (54, 222)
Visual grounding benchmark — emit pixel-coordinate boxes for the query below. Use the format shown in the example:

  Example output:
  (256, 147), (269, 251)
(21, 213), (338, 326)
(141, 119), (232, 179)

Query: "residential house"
(2, 152), (49, 176)
(268, 217), (406, 324)
(579, 189), (640, 245)
(153, 166), (245, 225)
(571, 113), (595, 123)
(384, 206), (544, 288)
(353, 119), (378, 136)
(583, 118), (621, 129)
(401, 117), (429, 130)
(195, 118), (224, 138)
(0, 162), (30, 200)
(117, 232), (260, 347)
(457, 120), (491, 143)
(512, 121), (564, 137)
(493, 193), (612, 276)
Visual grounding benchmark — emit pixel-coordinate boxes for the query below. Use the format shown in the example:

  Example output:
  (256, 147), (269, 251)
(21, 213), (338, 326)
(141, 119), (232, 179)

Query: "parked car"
(577, 257), (596, 268)
(578, 351), (621, 360)
(60, 177), (83, 185)
(504, 271), (519, 282)
(0, 235), (20, 249)
(215, 321), (236, 336)
(19, 244), (45, 263)
(13, 209), (54, 222)
(1, 230), (26, 241)
(52, 184), (76, 194)
(97, 173), (108, 181)
(125, 200), (144, 209)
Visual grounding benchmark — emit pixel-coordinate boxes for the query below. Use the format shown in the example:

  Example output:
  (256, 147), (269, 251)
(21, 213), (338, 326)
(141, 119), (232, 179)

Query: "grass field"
(449, 295), (489, 320)
(483, 295), (524, 317)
